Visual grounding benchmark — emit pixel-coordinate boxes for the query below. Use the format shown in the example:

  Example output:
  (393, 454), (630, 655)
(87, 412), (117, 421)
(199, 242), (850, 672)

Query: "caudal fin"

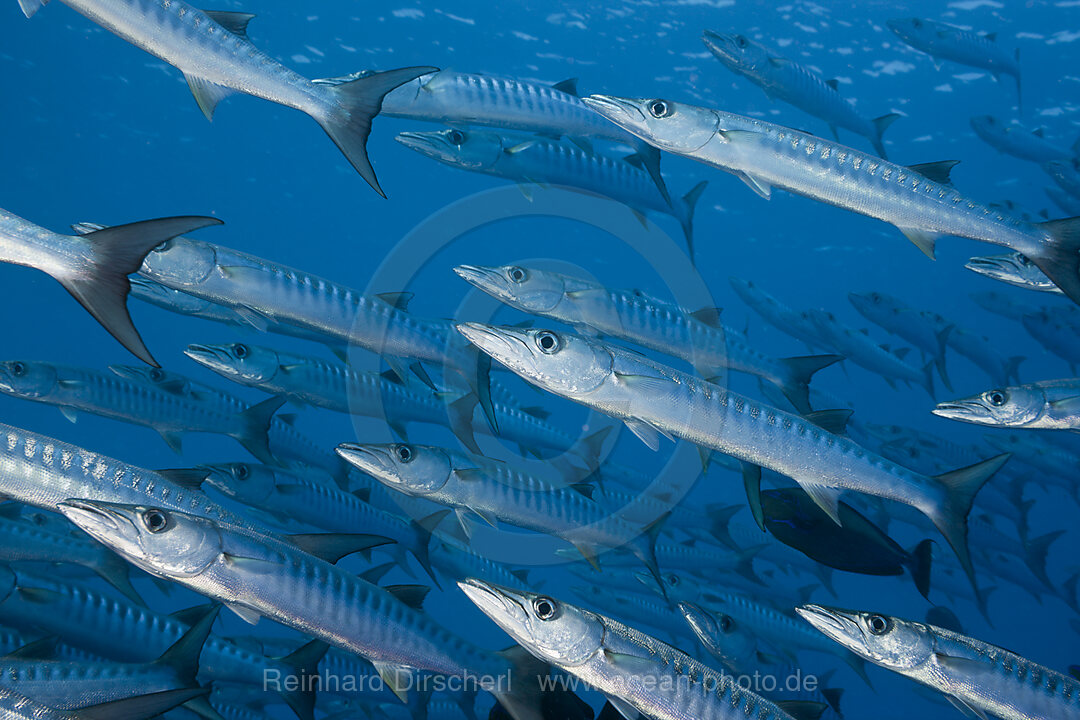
(637, 143), (671, 207)
(58, 217), (223, 366)
(273, 638), (331, 720)
(870, 113), (900, 159)
(233, 395), (288, 463)
(935, 325), (954, 391)
(493, 646), (592, 720)
(316, 66), (438, 197)
(94, 551), (146, 607)
(906, 538), (934, 600)
(1030, 217), (1080, 305)
(775, 354), (843, 413)
(932, 453), (1011, 589)
(1024, 529), (1063, 592)
(676, 181), (708, 262)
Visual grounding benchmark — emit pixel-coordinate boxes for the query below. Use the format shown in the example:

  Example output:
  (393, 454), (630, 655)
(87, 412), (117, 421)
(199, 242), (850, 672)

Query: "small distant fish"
(848, 291), (953, 388)
(0, 209), (220, 365)
(798, 604), (1080, 720)
(702, 30), (898, 157)
(729, 278), (832, 351)
(887, 18), (1021, 109)
(398, 130), (704, 256)
(17, 0), (435, 195)
(934, 378), (1080, 431)
(760, 487), (933, 599)
(459, 579), (819, 720)
(966, 252), (1063, 294)
(581, 95), (1080, 304)
(456, 264), (840, 413)
(1022, 310), (1080, 372)
(457, 322), (1009, 587)
(970, 116), (1077, 165)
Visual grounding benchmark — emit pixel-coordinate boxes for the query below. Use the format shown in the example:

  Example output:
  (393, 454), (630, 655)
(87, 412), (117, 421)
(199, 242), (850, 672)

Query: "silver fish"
(459, 579), (810, 720)
(966, 252), (1063, 294)
(848, 291), (953, 387)
(935, 379), (1080, 431)
(455, 264), (840, 413)
(398, 129), (702, 255)
(798, 605), (1080, 720)
(0, 685), (206, 720)
(59, 500), (557, 720)
(702, 30), (898, 157)
(729, 278), (831, 351)
(0, 209), (219, 365)
(887, 18), (1021, 108)
(580, 95), (1080, 304)
(970, 116), (1076, 165)
(678, 601), (758, 674)
(18, 0), (435, 195)
(457, 323), (1009, 586)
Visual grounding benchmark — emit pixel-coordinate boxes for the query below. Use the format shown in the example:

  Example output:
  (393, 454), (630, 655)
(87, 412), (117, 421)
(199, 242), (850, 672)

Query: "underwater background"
(1, 0), (1079, 718)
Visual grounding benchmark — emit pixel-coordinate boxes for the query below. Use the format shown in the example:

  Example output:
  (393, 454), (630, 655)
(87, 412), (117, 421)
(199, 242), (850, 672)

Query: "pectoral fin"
(897, 226), (939, 259)
(183, 73), (236, 121)
(734, 171), (772, 200)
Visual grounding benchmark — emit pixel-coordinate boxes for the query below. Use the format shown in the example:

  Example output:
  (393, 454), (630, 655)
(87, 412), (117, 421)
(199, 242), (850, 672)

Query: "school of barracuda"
(0, 1), (1078, 719)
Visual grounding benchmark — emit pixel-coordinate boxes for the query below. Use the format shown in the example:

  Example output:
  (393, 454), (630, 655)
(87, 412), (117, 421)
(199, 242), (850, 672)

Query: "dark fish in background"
(760, 487), (933, 599)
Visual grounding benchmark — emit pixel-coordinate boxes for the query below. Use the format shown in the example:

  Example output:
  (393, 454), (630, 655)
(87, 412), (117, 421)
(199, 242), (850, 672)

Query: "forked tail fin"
(871, 113), (900, 159)
(316, 66), (439, 197)
(677, 180), (708, 261)
(1030, 217), (1080, 305)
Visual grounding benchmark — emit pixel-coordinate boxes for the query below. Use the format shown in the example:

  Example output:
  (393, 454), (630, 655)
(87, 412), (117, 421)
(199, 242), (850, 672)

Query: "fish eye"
(735, 35), (748, 48)
(10, 362), (25, 377)
(232, 344), (249, 360)
(719, 614), (734, 633)
(912, 19), (922, 29)
(987, 390), (1007, 406)
(507, 266), (528, 283)
(396, 445), (414, 463)
(533, 596), (559, 620)
(534, 331), (561, 354)
(153, 239), (172, 252)
(448, 129), (465, 145)
(648, 99), (672, 118)
(149, 368), (164, 382)
(141, 508), (169, 533)
(235, 464), (250, 480)
(1018, 255), (1032, 267)
(666, 573), (680, 587)
(867, 614), (892, 635)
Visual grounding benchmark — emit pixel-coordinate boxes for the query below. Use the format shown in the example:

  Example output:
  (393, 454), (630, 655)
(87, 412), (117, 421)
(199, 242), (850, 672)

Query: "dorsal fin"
(551, 77), (579, 96)
(1032, 127), (1045, 138)
(203, 10), (255, 38)
(286, 533), (393, 564)
(825, 78), (840, 91)
(622, 153), (645, 169)
(908, 160), (959, 186)
(803, 409), (853, 435)
(689, 307), (724, 327)
(376, 292), (414, 312)
(520, 405), (551, 421)
(985, 32), (997, 42)
(384, 584), (430, 610)
(155, 468), (209, 491)
(5, 637), (60, 660)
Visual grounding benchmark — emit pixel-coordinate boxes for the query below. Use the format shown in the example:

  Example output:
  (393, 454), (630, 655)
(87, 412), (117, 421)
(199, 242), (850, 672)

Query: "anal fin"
(183, 73), (236, 121)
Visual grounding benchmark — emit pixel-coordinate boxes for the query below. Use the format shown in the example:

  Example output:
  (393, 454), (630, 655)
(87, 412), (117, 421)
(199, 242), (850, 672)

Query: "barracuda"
(0, 209), (219, 366)
(935, 379), (1080, 431)
(0, 360), (283, 463)
(455, 264), (840, 413)
(335, 442), (666, 585)
(398, 130), (703, 256)
(966, 252), (1064, 294)
(798, 604), (1080, 720)
(17, 0), (434, 195)
(581, 95), (1080, 304)
(702, 30), (898, 157)
(728, 278), (831, 351)
(970, 116), (1077, 165)
(0, 685), (206, 720)
(459, 580), (820, 720)
(319, 69), (670, 203)
(0, 567), (327, 720)
(457, 323), (1009, 588)
(848, 291), (953, 388)
(59, 500), (569, 720)
(183, 341), (590, 459)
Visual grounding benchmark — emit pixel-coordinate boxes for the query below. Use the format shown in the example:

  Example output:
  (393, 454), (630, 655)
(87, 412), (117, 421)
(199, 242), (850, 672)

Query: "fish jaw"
(59, 499), (144, 566)
(184, 343), (241, 377)
(932, 399), (995, 424)
(583, 95), (651, 139)
(796, 604), (871, 656)
(454, 265), (516, 304)
(395, 130), (459, 164)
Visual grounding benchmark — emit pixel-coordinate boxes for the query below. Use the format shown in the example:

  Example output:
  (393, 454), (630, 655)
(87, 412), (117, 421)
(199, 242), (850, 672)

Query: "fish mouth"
(336, 443), (397, 480)
(454, 264), (513, 300)
(184, 344), (237, 376)
(964, 255), (1014, 278)
(458, 579), (530, 630)
(701, 30), (740, 61)
(456, 323), (533, 369)
(58, 499), (131, 546)
(796, 604), (868, 654)
(932, 399), (992, 421)
(395, 130), (451, 158)
(582, 94), (647, 128)
(677, 602), (714, 639)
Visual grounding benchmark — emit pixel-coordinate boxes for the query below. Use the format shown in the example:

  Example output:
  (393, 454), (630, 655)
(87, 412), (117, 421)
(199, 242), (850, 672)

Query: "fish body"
(19, 0), (435, 194)
(399, 130), (702, 254)
(460, 580), (805, 720)
(0, 209), (221, 365)
(729, 278), (829, 349)
(702, 30), (897, 157)
(799, 605), (1080, 720)
(887, 18), (1021, 105)
(456, 264), (840, 413)
(848, 291), (952, 386)
(1022, 311), (1080, 371)
(0, 685), (205, 720)
(457, 323), (1009, 586)
(935, 379), (1080, 430)
(581, 95), (1080, 304)
(970, 116), (1075, 165)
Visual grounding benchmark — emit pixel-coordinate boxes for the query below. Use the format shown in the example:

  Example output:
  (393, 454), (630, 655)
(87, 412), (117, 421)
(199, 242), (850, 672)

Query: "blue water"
(1, 1), (1078, 718)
